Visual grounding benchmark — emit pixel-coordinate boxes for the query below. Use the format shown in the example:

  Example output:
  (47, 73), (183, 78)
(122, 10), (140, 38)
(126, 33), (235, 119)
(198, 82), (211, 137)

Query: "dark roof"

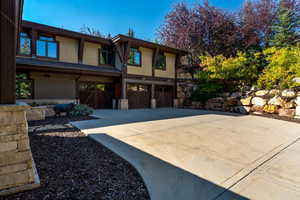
(22, 20), (112, 46)
(16, 57), (121, 77)
(112, 34), (188, 55)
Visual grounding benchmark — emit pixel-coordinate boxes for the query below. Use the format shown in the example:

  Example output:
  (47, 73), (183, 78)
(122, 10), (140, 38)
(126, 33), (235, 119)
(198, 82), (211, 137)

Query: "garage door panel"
(127, 84), (151, 109)
(155, 86), (173, 108)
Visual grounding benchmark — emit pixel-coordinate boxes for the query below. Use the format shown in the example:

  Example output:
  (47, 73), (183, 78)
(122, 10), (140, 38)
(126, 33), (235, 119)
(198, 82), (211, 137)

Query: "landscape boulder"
(278, 108), (295, 118)
(268, 96), (284, 106)
(251, 97), (267, 106)
(263, 105), (278, 114)
(255, 90), (269, 97)
(240, 96), (252, 106)
(282, 100), (295, 109)
(269, 89), (281, 96)
(251, 105), (264, 113)
(233, 106), (251, 114)
(296, 106), (300, 118)
(296, 97), (300, 106)
(281, 89), (296, 98)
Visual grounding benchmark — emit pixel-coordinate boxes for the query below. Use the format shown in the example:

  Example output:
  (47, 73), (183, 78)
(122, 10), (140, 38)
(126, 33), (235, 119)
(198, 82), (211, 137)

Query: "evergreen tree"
(127, 28), (135, 38)
(269, 0), (300, 47)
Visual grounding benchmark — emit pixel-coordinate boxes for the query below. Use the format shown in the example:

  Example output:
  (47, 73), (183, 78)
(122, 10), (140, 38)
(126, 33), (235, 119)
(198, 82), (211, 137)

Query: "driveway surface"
(72, 109), (300, 200)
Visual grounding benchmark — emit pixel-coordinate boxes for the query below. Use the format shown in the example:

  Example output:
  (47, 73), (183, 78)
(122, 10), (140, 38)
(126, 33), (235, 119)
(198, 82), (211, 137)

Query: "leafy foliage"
(16, 73), (32, 99)
(190, 82), (224, 102)
(70, 104), (94, 117)
(257, 46), (300, 89)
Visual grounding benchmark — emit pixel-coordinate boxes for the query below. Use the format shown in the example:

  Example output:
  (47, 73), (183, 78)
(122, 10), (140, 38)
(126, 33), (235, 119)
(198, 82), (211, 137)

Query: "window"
(155, 53), (166, 70)
(19, 32), (31, 55)
(37, 35), (58, 58)
(99, 47), (114, 65)
(16, 73), (33, 99)
(128, 48), (141, 66)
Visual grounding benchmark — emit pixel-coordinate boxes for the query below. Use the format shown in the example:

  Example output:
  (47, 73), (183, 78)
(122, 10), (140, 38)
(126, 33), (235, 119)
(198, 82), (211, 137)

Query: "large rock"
(268, 96), (284, 106)
(225, 97), (238, 106)
(26, 107), (46, 121)
(269, 89), (281, 96)
(255, 90), (269, 97)
(278, 108), (295, 118)
(281, 89), (296, 98)
(233, 106), (251, 114)
(296, 106), (300, 117)
(263, 105), (279, 114)
(251, 97), (267, 106)
(231, 92), (242, 98)
(296, 97), (300, 106)
(251, 105), (264, 113)
(282, 100), (296, 109)
(240, 96), (252, 106)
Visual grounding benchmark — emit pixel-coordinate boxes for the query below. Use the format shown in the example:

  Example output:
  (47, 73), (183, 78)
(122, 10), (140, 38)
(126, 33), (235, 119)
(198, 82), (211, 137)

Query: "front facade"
(16, 21), (187, 109)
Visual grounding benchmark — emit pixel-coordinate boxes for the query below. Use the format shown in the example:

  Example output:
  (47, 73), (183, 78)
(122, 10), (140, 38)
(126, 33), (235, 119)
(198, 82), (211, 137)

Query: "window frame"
(36, 34), (59, 60)
(127, 47), (142, 67)
(155, 52), (167, 71)
(19, 32), (32, 56)
(98, 47), (115, 65)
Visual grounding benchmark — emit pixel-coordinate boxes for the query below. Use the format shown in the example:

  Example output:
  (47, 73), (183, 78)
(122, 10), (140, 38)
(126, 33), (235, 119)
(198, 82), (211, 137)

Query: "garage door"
(155, 85), (174, 108)
(79, 82), (113, 109)
(127, 83), (151, 109)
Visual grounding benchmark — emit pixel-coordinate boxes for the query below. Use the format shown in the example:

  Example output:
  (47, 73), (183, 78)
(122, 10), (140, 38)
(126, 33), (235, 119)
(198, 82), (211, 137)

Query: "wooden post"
(0, 0), (23, 104)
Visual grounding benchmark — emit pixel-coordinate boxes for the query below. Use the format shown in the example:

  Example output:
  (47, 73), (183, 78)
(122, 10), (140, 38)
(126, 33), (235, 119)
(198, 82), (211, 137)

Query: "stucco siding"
(56, 36), (79, 63)
(155, 52), (176, 79)
(127, 47), (152, 76)
(83, 42), (101, 66)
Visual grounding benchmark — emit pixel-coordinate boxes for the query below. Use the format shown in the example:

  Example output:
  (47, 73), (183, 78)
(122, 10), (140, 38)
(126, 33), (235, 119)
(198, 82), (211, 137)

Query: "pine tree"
(127, 28), (135, 38)
(269, 0), (300, 47)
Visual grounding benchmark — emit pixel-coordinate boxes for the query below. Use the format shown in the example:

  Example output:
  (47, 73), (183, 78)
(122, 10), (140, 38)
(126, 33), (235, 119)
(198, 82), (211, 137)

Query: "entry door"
(127, 83), (151, 109)
(155, 85), (174, 108)
(79, 82), (113, 109)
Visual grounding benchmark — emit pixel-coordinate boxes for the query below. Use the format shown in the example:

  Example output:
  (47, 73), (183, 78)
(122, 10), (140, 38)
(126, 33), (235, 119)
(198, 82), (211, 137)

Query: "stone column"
(0, 103), (40, 196)
(151, 84), (156, 109)
(151, 99), (156, 109)
(118, 99), (128, 110)
(173, 99), (180, 108)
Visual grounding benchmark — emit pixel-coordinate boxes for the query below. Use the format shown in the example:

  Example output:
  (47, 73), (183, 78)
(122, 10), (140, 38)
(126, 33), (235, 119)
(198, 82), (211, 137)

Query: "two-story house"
(16, 21), (187, 109)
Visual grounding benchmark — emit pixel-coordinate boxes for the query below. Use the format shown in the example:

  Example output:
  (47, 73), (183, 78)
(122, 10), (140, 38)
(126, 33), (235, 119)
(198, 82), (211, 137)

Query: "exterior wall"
(0, 103), (39, 195)
(83, 42), (101, 66)
(56, 36), (79, 63)
(155, 52), (176, 79)
(127, 47), (153, 76)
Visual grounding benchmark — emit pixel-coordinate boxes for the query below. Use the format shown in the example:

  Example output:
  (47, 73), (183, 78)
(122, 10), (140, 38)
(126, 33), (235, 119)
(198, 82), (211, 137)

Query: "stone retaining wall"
(0, 103), (40, 196)
(192, 89), (300, 118)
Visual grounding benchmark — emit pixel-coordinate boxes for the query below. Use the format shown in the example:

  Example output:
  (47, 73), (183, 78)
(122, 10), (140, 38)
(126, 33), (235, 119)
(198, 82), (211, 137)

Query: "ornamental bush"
(257, 46), (300, 89)
(70, 104), (94, 117)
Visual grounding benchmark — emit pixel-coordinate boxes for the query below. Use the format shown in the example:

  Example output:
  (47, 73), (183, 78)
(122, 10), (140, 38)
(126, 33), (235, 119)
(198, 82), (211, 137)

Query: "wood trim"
(152, 48), (159, 77)
(126, 74), (175, 82)
(78, 38), (84, 63)
(22, 20), (112, 46)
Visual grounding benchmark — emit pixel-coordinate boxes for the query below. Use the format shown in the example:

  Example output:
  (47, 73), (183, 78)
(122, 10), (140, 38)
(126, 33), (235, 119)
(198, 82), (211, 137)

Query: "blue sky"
(23, 0), (245, 41)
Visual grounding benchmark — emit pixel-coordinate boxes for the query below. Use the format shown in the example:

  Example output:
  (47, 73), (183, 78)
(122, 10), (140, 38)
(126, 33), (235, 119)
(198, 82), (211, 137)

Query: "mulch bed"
(251, 113), (300, 124)
(1, 116), (150, 200)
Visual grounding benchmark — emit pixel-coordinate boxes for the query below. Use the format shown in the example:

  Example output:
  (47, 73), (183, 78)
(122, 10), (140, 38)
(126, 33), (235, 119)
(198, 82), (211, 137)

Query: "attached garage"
(127, 83), (151, 109)
(155, 85), (174, 108)
(79, 81), (114, 109)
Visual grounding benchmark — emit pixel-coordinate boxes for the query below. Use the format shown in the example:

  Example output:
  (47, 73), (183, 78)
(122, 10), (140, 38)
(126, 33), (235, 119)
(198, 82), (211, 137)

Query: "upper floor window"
(99, 46), (114, 65)
(155, 53), (166, 70)
(128, 48), (141, 66)
(37, 35), (58, 59)
(19, 32), (31, 55)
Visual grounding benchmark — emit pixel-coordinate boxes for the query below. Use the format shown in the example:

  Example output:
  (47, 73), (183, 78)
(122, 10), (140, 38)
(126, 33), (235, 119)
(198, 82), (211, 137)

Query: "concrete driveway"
(72, 109), (300, 200)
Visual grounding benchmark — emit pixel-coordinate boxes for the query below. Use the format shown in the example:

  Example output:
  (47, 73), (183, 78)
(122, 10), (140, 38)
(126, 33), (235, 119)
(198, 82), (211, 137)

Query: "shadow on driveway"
(90, 133), (249, 200)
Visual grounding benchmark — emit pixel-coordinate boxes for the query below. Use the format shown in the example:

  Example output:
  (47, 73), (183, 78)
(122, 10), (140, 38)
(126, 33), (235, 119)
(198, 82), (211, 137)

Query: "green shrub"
(70, 104), (93, 117)
(190, 82), (224, 102)
(257, 46), (300, 89)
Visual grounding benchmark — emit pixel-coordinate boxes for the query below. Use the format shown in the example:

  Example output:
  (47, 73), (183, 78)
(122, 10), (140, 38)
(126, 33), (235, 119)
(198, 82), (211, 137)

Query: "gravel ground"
(1, 116), (150, 200)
